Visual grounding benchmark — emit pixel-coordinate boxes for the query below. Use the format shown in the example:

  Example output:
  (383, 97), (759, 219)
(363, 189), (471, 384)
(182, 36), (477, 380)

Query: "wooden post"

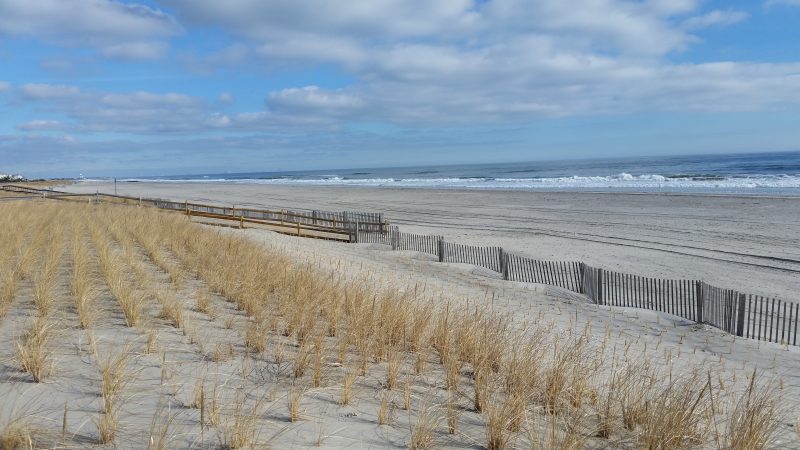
(185, 200), (189, 216)
(695, 281), (704, 324)
(391, 228), (397, 250)
(312, 210), (317, 225)
(138, 196), (142, 207)
(240, 216), (244, 229)
(498, 248), (508, 280)
(332, 217), (337, 228)
(281, 209), (285, 225)
(596, 268), (604, 305)
(353, 220), (359, 243)
(736, 293), (746, 337)
(232, 205), (236, 217)
(438, 238), (444, 263)
(296, 222), (301, 236)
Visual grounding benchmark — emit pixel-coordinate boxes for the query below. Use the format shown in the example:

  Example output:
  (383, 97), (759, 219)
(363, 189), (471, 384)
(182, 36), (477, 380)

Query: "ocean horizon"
(96, 151), (800, 196)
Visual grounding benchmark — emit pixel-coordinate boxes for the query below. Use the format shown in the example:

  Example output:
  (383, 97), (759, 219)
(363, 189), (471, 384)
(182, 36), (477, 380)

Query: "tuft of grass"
(409, 402), (441, 450)
(145, 329), (158, 354)
(195, 291), (212, 315)
(725, 371), (780, 450)
(0, 272), (18, 319)
(0, 421), (34, 450)
(244, 321), (267, 353)
(97, 346), (130, 444)
(386, 348), (401, 390)
(312, 344), (324, 388)
(158, 293), (184, 328)
(447, 394), (458, 435)
(341, 367), (358, 406)
(484, 393), (516, 450)
(403, 378), (413, 411)
(636, 372), (710, 449)
(211, 343), (234, 362)
(293, 342), (311, 379)
(146, 402), (178, 450)
(31, 273), (55, 317)
(288, 387), (304, 422)
(378, 390), (392, 425)
(220, 392), (264, 450)
(96, 408), (119, 444)
(16, 315), (53, 382)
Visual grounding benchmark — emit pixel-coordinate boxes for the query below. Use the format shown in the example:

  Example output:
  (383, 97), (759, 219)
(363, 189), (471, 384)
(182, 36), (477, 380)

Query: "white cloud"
(267, 86), (364, 112)
(8, 1), (800, 136)
(16, 120), (64, 131)
(682, 10), (749, 29)
(0, 0), (179, 59)
(0, 81), (9, 92)
(11, 83), (340, 134)
(20, 83), (81, 99)
(100, 41), (168, 60)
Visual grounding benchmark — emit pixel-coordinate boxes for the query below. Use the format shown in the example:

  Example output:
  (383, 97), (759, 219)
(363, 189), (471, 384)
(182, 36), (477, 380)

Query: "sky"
(1, 0), (800, 178)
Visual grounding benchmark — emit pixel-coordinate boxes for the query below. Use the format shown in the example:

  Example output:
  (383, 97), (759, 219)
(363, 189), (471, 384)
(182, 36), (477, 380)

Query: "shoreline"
(73, 179), (800, 199)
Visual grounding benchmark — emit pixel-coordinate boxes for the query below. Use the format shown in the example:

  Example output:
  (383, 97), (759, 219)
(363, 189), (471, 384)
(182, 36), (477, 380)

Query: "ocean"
(118, 151), (800, 195)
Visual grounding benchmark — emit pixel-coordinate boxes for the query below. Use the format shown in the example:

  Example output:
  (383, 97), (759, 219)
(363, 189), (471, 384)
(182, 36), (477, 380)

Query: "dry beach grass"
(0, 199), (795, 449)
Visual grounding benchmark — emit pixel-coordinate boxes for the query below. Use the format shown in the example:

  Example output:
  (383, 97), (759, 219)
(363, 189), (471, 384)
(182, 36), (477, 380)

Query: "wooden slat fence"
(441, 242), (502, 273)
(356, 226), (397, 245)
(350, 227), (799, 346)
(506, 254), (582, 292)
(597, 269), (699, 322)
(699, 282), (799, 345)
(392, 229), (441, 256)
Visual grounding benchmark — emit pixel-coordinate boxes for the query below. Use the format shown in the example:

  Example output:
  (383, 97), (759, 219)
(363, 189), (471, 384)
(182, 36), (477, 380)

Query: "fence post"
(578, 263), (586, 294)
(354, 220), (359, 243)
(735, 293), (746, 337)
(498, 248), (508, 280)
(390, 228), (397, 250)
(312, 210), (317, 225)
(695, 281), (704, 324)
(595, 268), (604, 305)
(185, 200), (189, 215)
(438, 238), (445, 263)
(296, 222), (301, 236)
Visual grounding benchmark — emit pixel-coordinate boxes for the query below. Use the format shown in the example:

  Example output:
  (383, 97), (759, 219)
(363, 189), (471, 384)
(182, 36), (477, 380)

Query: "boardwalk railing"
(357, 228), (799, 346)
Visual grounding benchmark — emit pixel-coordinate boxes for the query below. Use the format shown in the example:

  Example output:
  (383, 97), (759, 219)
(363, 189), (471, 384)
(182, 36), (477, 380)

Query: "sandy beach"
(0, 181), (791, 448)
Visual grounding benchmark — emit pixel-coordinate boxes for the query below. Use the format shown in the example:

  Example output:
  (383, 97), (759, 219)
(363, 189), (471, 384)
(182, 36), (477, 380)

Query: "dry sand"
(23, 181), (797, 446)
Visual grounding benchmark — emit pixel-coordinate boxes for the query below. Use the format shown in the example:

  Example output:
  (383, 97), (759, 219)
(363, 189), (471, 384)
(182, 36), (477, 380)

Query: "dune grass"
(0, 200), (790, 449)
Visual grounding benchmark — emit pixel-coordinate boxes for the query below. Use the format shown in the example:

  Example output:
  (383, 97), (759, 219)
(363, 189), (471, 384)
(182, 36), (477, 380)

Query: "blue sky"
(1, 0), (800, 178)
